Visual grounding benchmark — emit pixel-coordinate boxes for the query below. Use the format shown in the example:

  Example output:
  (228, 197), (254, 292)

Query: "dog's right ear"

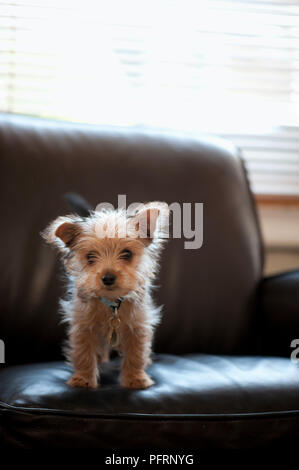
(55, 221), (81, 247)
(42, 216), (81, 250)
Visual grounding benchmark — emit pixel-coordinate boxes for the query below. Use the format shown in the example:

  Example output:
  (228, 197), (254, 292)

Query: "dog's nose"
(102, 273), (116, 286)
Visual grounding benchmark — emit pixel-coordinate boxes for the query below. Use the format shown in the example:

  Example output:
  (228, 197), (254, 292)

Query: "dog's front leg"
(67, 322), (99, 389)
(120, 322), (154, 389)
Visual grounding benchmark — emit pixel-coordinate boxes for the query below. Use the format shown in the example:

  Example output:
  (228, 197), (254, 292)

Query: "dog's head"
(42, 203), (169, 300)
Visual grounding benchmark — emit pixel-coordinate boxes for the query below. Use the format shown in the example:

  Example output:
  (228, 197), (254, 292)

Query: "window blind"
(1, 0), (299, 195)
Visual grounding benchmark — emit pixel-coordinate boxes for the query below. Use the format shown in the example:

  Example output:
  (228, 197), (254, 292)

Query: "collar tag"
(99, 296), (123, 314)
(99, 296), (123, 348)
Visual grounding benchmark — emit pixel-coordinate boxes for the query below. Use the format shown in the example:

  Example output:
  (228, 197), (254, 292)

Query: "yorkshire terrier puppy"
(43, 201), (169, 389)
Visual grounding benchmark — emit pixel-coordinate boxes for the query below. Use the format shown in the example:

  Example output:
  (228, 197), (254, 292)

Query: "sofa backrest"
(0, 114), (263, 364)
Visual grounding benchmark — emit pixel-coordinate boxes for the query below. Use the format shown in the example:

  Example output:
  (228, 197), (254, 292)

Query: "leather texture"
(0, 113), (297, 449)
(0, 113), (263, 363)
(1, 354), (299, 449)
(258, 269), (299, 357)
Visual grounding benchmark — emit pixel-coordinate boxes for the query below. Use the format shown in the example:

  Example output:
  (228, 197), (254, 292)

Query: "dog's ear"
(55, 222), (81, 247)
(42, 216), (81, 250)
(128, 202), (169, 246)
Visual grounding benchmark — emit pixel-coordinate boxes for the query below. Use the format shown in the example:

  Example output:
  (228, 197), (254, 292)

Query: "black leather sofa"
(0, 113), (299, 449)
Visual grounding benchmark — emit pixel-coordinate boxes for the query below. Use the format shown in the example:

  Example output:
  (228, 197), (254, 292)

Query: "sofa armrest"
(258, 269), (299, 356)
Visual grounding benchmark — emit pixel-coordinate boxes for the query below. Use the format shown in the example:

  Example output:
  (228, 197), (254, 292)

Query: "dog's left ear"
(128, 202), (169, 246)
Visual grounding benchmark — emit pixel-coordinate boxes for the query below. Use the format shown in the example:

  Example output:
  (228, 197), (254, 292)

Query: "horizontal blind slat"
(1, 0), (299, 195)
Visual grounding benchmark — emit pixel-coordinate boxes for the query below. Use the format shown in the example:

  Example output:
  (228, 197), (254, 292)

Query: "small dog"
(43, 200), (169, 389)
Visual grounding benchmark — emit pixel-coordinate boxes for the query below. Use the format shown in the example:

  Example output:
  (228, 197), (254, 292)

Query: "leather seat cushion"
(1, 353), (299, 448)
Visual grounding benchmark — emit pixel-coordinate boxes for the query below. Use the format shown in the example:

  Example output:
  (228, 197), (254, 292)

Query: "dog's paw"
(121, 372), (154, 389)
(67, 374), (98, 389)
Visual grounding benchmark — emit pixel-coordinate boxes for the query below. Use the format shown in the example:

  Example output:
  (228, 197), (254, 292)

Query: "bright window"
(1, 0), (299, 195)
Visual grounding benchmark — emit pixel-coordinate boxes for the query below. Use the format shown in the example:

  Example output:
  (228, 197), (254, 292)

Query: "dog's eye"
(119, 249), (132, 261)
(87, 252), (97, 265)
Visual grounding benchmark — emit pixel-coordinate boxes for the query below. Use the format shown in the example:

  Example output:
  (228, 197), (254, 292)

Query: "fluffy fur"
(42, 202), (169, 389)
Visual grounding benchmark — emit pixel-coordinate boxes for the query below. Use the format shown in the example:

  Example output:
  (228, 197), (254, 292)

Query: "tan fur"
(42, 203), (169, 389)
